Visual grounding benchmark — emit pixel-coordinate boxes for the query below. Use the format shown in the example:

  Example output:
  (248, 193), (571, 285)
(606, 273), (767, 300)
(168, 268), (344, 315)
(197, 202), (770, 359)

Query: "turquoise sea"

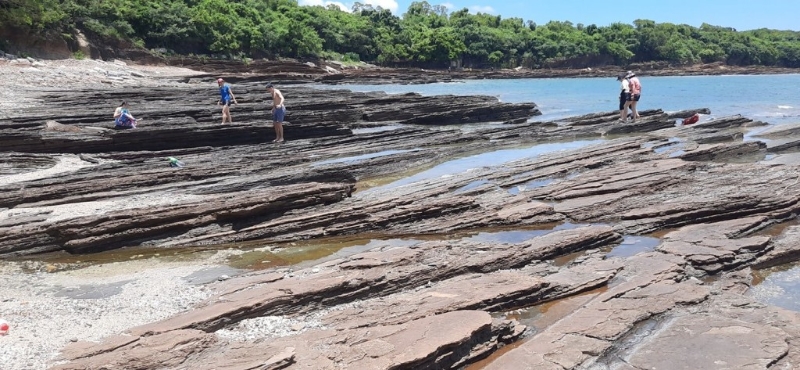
(313, 74), (800, 125)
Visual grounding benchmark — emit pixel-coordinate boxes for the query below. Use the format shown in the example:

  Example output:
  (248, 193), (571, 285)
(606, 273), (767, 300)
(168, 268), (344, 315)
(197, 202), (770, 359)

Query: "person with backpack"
(216, 78), (237, 124)
(626, 71), (642, 122)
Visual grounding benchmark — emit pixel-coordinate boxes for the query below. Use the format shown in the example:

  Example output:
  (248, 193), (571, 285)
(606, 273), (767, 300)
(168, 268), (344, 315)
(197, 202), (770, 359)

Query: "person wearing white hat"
(626, 71), (642, 121)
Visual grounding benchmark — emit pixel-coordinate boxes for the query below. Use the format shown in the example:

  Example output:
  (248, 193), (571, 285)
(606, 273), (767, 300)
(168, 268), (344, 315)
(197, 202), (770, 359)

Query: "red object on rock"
(682, 113), (700, 125)
(0, 319), (9, 335)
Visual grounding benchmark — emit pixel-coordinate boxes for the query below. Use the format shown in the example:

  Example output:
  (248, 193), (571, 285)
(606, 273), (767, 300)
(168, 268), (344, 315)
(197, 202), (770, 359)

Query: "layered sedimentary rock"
(4, 73), (800, 369)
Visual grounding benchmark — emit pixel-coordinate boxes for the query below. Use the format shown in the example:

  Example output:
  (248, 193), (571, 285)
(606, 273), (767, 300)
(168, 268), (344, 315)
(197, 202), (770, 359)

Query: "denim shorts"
(273, 106), (286, 122)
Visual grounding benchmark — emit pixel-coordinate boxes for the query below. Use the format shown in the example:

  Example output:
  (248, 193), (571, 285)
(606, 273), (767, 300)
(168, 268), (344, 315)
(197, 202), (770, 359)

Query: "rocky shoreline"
(154, 56), (800, 84)
(1, 59), (800, 369)
(3, 54), (799, 88)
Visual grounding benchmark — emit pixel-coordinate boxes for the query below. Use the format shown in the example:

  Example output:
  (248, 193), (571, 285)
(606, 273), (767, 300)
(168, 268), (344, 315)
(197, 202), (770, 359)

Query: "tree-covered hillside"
(2, 0), (800, 68)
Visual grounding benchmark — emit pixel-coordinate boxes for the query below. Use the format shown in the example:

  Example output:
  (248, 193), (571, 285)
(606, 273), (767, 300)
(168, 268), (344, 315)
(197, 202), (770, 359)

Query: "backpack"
(682, 113), (700, 125)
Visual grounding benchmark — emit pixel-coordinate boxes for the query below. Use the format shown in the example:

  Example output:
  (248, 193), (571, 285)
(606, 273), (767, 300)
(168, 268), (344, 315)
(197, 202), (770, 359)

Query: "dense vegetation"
(3, 0), (800, 68)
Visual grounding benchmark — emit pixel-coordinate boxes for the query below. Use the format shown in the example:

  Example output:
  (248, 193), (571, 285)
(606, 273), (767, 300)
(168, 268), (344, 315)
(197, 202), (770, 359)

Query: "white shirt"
(620, 79), (630, 93)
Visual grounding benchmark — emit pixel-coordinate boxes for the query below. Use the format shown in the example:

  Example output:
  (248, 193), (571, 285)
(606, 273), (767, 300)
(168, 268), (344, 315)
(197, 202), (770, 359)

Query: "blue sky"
(299, 0), (800, 31)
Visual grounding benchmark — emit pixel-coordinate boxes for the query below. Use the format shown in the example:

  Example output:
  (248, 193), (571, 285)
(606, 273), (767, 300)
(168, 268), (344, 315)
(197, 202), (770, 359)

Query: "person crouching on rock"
(266, 82), (286, 143)
(217, 78), (237, 124)
(113, 101), (138, 129)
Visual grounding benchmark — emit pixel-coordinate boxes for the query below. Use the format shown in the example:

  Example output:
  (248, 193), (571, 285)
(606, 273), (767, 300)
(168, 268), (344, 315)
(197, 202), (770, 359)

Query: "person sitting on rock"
(113, 101), (138, 129)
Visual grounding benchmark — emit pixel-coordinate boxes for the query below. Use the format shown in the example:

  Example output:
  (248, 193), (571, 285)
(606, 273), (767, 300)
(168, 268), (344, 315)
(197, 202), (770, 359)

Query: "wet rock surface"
(3, 61), (800, 369)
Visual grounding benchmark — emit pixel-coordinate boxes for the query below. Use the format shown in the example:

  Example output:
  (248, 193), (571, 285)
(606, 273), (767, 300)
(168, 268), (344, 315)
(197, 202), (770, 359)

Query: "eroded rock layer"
(2, 76), (800, 369)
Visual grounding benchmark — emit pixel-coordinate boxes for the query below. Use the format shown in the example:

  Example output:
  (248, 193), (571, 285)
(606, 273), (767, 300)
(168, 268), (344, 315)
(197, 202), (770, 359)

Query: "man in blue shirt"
(216, 78), (237, 124)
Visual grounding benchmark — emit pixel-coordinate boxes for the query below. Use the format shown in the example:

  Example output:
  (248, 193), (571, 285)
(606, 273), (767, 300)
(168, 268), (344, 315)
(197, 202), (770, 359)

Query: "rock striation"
(2, 69), (800, 369)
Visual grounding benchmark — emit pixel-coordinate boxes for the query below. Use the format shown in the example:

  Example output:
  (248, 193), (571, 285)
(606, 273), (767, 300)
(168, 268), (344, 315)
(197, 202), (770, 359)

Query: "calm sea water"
(313, 74), (800, 125)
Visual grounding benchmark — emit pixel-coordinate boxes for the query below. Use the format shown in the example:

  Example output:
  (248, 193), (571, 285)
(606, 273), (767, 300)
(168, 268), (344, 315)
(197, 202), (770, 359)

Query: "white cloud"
(364, 0), (399, 13)
(469, 5), (496, 14)
(298, 0), (399, 13)
(441, 2), (455, 9)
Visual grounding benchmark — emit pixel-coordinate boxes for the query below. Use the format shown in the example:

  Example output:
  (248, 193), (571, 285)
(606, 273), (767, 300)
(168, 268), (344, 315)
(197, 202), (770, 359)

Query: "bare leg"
(620, 101), (631, 122)
(274, 122), (284, 142)
(631, 101), (640, 118)
(129, 115), (138, 128)
(625, 101), (633, 121)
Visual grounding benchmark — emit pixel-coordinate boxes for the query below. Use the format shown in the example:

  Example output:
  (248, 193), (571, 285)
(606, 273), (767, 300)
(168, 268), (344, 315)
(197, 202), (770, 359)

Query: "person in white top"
(113, 101), (138, 129)
(617, 73), (631, 122)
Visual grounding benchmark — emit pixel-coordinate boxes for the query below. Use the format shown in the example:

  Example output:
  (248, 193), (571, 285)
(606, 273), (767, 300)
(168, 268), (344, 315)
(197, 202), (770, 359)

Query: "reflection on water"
(456, 179), (492, 193)
(507, 178), (555, 195)
(232, 224), (583, 270)
(648, 228), (681, 239)
(749, 262), (800, 312)
(312, 149), (418, 166)
(227, 238), (423, 270)
(606, 235), (662, 258)
(13, 245), (223, 272)
(359, 140), (602, 194)
(753, 217), (800, 239)
(652, 137), (684, 155)
(468, 286), (607, 370)
(553, 250), (588, 267)
(16, 223), (591, 273)
(464, 229), (552, 244)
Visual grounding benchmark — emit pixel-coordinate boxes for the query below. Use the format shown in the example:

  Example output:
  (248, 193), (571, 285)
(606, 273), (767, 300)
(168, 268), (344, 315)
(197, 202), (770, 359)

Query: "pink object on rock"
(0, 319), (9, 335)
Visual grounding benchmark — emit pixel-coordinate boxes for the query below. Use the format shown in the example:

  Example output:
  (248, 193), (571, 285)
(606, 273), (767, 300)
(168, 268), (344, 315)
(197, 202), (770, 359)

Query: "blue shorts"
(273, 106), (286, 122)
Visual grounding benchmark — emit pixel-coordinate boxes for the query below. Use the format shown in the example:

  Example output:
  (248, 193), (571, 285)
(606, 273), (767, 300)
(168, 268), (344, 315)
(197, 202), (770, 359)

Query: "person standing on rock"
(617, 73), (631, 123)
(626, 71), (642, 121)
(266, 82), (286, 143)
(216, 78), (237, 124)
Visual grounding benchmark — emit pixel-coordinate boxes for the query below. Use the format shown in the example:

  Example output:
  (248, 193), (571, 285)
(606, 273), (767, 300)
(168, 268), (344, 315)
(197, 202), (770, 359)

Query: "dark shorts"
(273, 106), (286, 122)
(619, 92), (631, 110)
(221, 99), (232, 107)
(630, 94), (641, 102)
